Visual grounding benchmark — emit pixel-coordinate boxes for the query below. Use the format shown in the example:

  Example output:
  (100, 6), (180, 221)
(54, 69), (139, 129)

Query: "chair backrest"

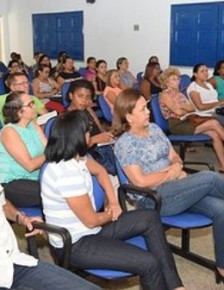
(98, 95), (113, 123)
(136, 71), (143, 82)
(150, 96), (170, 134)
(179, 74), (191, 96)
(92, 175), (105, 211)
(62, 82), (71, 108)
(44, 116), (57, 138)
(0, 77), (6, 95)
(115, 158), (129, 185)
(78, 67), (87, 77)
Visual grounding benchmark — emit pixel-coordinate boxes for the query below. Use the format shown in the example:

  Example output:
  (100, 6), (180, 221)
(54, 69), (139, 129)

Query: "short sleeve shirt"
(0, 185), (37, 288)
(114, 123), (171, 174)
(41, 158), (101, 248)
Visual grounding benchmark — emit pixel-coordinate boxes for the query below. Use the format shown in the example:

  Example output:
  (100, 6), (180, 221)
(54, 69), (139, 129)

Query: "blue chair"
(44, 116), (57, 138)
(29, 165), (162, 280)
(98, 95), (113, 123)
(78, 67), (87, 77)
(19, 206), (43, 217)
(61, 82), (71, 108)
(0, 77), (6, 95)
(136, 71), (143, 82)
(150, 96), (213, 167)
(179, 74), (191, 96)
(115, 158), (215, 270)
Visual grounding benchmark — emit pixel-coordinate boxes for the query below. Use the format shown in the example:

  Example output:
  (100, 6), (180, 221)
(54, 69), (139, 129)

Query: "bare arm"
(105, 90), (118, 106)
(160, 91), (194, 116)
(33, 121), (47, 147)
(189, 90), (222, 110)
(87, 157), (122, 220)
(140, 79), (151, 101)
(89, 133), (114, 147)
(66, 193), (113, 228)
(1, 126), (45, 172)
(56, 76), (65, 90)
(208, 77), (217, 89)
(3, 199), (42, 236)
(38, 107), (48, 115)
(123, 147), (185, 188)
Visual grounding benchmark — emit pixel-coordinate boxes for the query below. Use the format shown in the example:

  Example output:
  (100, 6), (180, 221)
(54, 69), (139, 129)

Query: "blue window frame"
(170, 2), (224, 67)
(32, 11), (84, 60)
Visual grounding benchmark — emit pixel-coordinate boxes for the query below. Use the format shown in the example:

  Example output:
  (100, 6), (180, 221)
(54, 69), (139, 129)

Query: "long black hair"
(45, 110), (90, 163)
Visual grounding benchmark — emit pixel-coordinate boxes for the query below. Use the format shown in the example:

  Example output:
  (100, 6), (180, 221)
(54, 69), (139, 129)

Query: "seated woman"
(95, 59), (107, 95)
(51, 51), (67, 79)
(57, 56), (81, 89)
(159, 67), (224, 172)
(116, 57), (137, 89)
(0, 91), (46, 207)
(67, 79), (114, 147)
(140, 62), (162, 101)
(208, 60), (224, 101)
(148, 55), (159, 64)
(41, 110), (184, 290)
(83, 56), (97, 82)
(103, 69), (122, 113)
(66, 79), (115, 175)
(32, 64), (65, 114)
(3, 60), (23, 93)
(187, 63), (224, 125)
(114, 88), (224, 283)
(37, 54), (52, 75)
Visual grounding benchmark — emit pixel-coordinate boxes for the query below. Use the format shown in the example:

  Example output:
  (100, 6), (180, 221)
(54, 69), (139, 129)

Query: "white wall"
(4, 0), (224, 75)
(0, 0), (9, 61)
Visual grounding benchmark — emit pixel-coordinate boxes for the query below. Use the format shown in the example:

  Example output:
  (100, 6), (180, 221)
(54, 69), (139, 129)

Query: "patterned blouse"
(159, 88), (191, 119)
(114, 123), (171, 174)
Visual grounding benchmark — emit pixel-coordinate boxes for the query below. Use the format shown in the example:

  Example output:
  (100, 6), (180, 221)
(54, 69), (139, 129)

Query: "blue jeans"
(138, 171), (224, 268)
(55, 210), (183, 290)
(0, 262), (100, 290)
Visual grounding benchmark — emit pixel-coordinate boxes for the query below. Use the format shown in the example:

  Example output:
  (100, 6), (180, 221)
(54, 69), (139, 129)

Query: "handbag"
(89, 145), (117, 176)
(215, 107), (224, 116)
(187, 114), (213, 126)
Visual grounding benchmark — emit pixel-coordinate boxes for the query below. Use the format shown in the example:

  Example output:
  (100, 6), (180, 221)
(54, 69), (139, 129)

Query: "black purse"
(89, 145), (117, 176)
(215, 107), (224, 116)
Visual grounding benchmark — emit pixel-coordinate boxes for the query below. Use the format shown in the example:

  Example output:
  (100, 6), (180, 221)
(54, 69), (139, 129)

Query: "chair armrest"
(118, 184), (161, 212)
(31, 221), (72, 269)
(184, 161), (215, 171)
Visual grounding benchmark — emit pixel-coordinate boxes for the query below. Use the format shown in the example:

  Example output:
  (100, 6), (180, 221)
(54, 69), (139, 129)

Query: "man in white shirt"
(0, 184), (100, 290)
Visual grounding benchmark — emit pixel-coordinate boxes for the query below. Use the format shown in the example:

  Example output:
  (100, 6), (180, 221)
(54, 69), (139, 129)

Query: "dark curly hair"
(3, 91), (24, 124)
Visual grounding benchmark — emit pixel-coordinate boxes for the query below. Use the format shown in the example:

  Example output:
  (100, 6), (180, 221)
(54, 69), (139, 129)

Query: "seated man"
(0, 184), (100, 290)
(0, 72), (48, 126)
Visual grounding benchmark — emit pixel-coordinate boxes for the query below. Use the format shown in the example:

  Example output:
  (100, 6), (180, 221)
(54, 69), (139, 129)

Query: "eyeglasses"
(22, 100), (35, 108)
(12, 81), (30, 86)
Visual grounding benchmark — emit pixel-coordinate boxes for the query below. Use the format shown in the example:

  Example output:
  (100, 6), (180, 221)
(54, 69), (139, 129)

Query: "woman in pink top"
(103, 69), (122, 113)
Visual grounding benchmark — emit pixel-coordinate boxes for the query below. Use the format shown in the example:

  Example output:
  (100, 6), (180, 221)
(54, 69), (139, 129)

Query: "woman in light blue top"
(114, 88), (224, 283)
(0, 91), (46, 207)
(208, 60), (224, 100)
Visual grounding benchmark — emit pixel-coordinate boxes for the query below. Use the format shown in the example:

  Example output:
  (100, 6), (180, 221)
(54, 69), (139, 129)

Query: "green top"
(0, 94), (45, 126)
(0, 122), (44, 183)
(214, 76), (224, 101)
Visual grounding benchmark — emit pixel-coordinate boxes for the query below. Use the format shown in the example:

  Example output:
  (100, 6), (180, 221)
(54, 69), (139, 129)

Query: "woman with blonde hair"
(103, 69), (122, 113)
(159, 67), (224, 172)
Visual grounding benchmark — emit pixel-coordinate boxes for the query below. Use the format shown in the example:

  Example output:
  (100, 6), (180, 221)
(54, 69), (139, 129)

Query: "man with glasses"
(0, 185), (100, 290)
(0, 72), (48, 126)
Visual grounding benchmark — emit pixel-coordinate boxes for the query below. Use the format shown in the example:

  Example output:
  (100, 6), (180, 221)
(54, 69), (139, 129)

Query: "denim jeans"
(138, 171), (224, 268)
(0, 262), (100, 290)
(56, 209), (183, 290)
